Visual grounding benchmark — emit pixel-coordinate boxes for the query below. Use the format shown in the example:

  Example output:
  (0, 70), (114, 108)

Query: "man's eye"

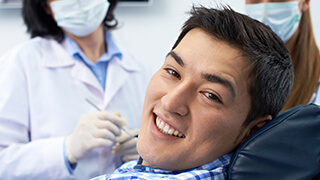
(164, 68), (181, 79)
(203, 92), (222, 103)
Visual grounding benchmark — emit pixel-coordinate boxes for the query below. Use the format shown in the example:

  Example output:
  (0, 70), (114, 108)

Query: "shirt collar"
(65, 29), (123, 64)
(104, 30), (123, 61)
(132, 153), (232, 174)
(42, 31), (140, 72)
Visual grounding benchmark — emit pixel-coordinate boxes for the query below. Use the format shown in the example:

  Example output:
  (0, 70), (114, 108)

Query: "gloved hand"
(66, 111), (126, 164)
(112, 128), (140, 162)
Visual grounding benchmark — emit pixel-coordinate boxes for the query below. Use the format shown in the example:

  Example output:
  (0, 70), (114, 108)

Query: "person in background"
(92, 5), (294, 180)
(0, 0), (152, 179)
(246, 0), (320, 110)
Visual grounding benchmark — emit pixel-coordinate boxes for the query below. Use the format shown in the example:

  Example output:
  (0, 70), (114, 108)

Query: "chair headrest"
(227, 104), (320, 180)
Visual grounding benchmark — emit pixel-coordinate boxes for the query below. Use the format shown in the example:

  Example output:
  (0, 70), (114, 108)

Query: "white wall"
(0, 0), (319, 73)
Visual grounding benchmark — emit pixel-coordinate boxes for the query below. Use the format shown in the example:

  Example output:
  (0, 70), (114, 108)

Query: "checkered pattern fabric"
(91, 154), (231, 180)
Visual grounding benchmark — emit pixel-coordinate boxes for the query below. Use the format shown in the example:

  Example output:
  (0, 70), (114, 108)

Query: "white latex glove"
(112, 128), (140, 162)
(66, 111), (126, 164)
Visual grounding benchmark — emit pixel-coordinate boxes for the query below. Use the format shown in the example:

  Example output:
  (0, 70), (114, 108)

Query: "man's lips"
(154, 114), (186, 138)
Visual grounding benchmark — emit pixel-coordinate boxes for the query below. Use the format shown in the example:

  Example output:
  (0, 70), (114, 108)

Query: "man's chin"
(137, 147), (169, 169)
(140, 154), (187, 171)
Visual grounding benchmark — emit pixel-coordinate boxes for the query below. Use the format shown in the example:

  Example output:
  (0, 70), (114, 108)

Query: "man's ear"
(299, 0), (311, 13)
(245, 115), (272, 139)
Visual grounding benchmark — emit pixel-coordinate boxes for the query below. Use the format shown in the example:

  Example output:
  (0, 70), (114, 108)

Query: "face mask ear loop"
(105, 0), (119, 28)
(105, 18), (118, 29)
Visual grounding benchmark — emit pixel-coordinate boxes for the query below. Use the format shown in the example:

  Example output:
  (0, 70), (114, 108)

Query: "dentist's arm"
(0, 52), (71, 179)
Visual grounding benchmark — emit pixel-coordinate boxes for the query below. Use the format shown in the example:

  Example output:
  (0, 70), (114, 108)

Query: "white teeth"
(159, 121), (164, 129)
(163, 125), (170, 133)
(155, 117), (185, 138)
(168, 128), (174, 135)
(174, 130), (179, 136)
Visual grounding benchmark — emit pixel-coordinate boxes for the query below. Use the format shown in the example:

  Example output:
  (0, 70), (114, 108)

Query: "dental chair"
(227, 104), (320, 180)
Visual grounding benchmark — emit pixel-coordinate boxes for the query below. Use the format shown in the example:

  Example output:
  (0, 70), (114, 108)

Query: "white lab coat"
(0, 37), (153, 180)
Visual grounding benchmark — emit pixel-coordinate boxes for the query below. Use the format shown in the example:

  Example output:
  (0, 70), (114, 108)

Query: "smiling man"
(92, 5), (294, 180)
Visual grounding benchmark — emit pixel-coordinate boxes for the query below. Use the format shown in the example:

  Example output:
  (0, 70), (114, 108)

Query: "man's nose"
(161, 82), (191, 117)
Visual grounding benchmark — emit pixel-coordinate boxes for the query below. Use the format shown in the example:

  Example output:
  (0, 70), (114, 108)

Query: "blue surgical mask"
(246, 1), (301, 42)
(50, 0), (110, 37)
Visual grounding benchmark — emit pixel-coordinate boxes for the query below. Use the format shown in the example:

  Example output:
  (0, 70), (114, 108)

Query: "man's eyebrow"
(166, 51), (236, 98)
(202, 73), (236, 98)
(167, 51), (184, 67)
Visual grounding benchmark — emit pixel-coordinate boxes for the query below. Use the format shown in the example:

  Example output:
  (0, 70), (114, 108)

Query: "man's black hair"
(172, 6), (294, 126)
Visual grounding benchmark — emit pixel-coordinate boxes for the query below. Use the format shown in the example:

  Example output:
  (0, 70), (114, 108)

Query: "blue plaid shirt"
(91, 154), (231, 180)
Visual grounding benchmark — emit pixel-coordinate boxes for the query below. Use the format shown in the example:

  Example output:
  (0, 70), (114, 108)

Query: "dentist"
(0, 0), (152, 179)
(245, 0), (320, 111)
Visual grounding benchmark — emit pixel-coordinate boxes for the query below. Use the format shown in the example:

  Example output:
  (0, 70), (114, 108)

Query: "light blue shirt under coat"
(65, 30), (122, 90)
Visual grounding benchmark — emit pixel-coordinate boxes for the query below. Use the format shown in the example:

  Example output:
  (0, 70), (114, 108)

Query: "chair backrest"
(227, 104), (320, 180)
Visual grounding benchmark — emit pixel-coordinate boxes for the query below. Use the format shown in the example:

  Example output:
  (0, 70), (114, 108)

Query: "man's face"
(137, 28), (259, 170)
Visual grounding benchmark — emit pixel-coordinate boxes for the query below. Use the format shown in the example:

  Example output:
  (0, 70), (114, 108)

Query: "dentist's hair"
(172, 6), (294, 127)
(22, 0), (119, 42)
(282, 9), (320, 112)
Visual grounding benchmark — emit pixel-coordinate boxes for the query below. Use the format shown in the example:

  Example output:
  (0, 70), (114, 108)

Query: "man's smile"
(153, 113), (186, 138)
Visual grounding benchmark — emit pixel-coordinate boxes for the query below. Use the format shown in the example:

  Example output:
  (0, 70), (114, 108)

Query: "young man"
(93, 5), (294, 179)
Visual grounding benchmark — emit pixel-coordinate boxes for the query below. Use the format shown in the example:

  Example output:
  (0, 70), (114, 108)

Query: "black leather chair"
(227, 104), (320, 180)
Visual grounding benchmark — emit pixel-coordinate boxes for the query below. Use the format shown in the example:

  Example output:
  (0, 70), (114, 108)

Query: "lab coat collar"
(71, 60), (104, 97)
(115, 46), (141, 72)
(102, 51), (141, 108)
(103, 57), (127, 107)
(40, 38), (104, 95)
(39, 37), (142, 107)
(41, 38), (75, 68)
(40, 38), (140, 72)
